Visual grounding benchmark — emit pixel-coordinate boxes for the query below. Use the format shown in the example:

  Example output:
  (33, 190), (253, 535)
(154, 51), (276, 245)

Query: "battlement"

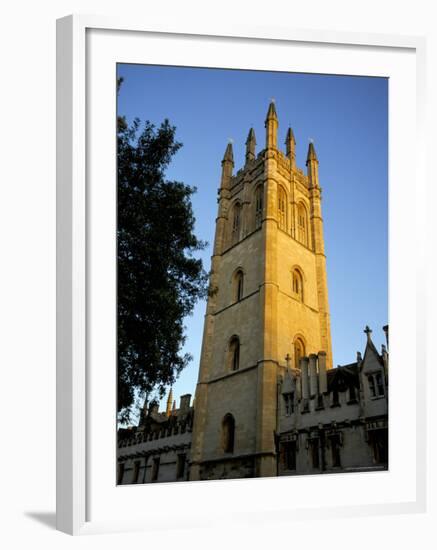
(118, 393), (194, 448)
(226, 140), (309, 190)
(118, 407), (194, 448)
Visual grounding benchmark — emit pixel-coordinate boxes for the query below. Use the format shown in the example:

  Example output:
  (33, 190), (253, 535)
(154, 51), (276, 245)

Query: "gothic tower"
(189, 102), (332, 481)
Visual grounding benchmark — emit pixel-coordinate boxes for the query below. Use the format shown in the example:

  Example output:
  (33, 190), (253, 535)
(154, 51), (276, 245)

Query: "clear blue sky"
(117, 64), (388, 414)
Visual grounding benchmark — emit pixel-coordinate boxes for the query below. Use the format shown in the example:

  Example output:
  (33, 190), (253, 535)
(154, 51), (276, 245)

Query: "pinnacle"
(222, 141), (234, 164)
(265, 100), (278, 121)
(286, 127), (296, 143)
(246, 127), (256, 144)
(306, 141), (318, 164)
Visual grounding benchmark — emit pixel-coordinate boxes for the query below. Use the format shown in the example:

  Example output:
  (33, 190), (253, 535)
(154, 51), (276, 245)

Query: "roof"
(327, 363), (359, 391)
(361, 326), (384, 367)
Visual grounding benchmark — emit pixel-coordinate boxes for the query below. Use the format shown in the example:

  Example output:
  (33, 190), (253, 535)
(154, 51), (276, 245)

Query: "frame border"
(56, 14), (427, 535)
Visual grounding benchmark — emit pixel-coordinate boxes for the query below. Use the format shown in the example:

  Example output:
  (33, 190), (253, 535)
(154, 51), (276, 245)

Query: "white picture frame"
(56, 14), (427, 535)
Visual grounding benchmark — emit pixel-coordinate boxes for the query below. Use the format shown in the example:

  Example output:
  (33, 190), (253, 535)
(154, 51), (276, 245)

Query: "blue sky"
(117, 64), (388, 414)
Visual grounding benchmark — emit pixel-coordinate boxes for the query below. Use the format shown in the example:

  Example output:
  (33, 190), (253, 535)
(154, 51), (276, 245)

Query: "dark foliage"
(117, 99), (207, 423)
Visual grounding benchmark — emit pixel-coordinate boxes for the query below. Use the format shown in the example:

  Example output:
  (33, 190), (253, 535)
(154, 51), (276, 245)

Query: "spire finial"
(285, 127), (296, 165)
(245, 127), (256, 163)
(364, 325), (373, 342)
(286, 127), (295, 143)
(265, 99), (278, 122)
(222, 141), (234, 164)
(265, 100), (278, 149)
(306, 140), (318, 165)
(246, 127), (256, 144)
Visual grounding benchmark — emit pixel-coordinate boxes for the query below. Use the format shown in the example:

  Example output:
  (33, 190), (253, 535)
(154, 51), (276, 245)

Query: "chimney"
(300, 357), (309, 399)
(318, 351), (328, 394)
(309, 354), (318, 397)
(295, 370), (302, 401)
(179, 394), (191, 412)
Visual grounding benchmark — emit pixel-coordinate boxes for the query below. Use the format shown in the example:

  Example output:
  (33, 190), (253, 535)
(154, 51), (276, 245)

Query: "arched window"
(222, 413), (235, 453)
(278, 186), (287, 231)
(254, 186), (263, 229)
(294, 338), (305, 370)
(228, 336), (240, 371)
(233, 269), (244, 302)
(231, 203), (241, 244)
(292, 269), (303, 301)
(297, 203), (308, 246)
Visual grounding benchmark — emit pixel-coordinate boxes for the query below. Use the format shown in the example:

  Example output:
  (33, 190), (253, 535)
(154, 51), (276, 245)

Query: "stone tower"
(189, 102), (332, 481)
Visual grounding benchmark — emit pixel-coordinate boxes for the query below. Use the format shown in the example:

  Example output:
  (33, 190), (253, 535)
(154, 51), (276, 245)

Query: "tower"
(189, 102), (332, 481)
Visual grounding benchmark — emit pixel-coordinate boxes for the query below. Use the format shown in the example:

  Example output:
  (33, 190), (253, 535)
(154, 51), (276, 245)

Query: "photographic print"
(116, 65), (388, 484)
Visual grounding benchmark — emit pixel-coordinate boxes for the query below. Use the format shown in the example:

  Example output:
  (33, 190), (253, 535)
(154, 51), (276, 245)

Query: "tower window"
(278, 186), (287, 231)
(292, 269), (304, 301)
(228, 336), (240, 371)
(233, 269), (244, 302)
(254, 186), (263, 229)
(222, 413), (235, 453)
(297, 203), (308, 246)
(293, 338), (305, 370)
(231, 203), (241, 244)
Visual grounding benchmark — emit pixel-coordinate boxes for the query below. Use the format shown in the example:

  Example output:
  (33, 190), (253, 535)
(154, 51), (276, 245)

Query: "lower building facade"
(117, 326), (388, 484)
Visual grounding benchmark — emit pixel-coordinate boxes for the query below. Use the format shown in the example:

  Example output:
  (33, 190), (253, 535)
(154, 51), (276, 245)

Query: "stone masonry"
(117, 103), (388, 484)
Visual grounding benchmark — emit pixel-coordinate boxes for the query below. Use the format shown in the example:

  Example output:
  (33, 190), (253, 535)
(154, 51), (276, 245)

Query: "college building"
(117, 102), (388, 484)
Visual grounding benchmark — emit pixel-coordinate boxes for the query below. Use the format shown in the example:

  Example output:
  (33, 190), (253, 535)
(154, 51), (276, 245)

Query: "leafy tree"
(117, 90), (207, 423)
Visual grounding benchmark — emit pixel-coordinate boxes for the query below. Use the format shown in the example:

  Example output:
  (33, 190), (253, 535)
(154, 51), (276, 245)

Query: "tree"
(117, 98), (208, 423)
